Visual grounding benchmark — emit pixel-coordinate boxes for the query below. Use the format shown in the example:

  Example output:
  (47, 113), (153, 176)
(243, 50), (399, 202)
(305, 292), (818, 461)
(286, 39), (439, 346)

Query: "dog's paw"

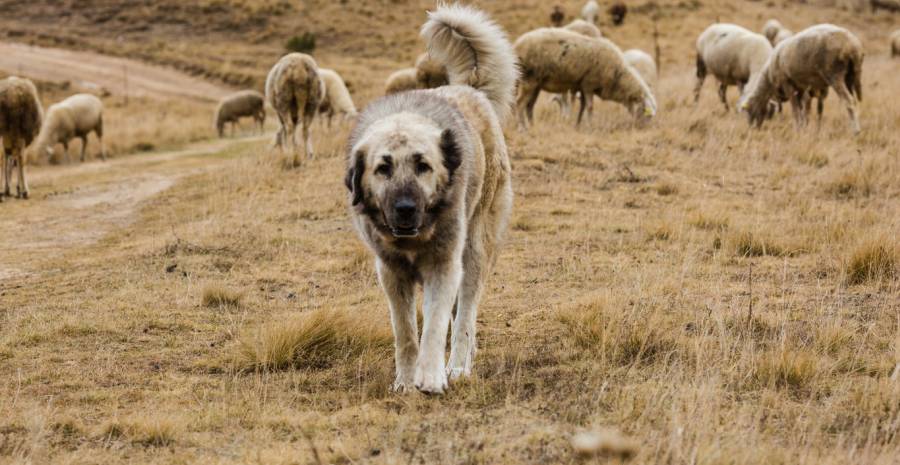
(392, 373), (416, 393)
(446, 366), (471, 382)
(414, 369), (448, 395)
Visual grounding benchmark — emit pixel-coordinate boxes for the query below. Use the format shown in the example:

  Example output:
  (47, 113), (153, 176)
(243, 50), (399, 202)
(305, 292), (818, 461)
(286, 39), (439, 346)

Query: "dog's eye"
(415, 162), (432, 175)
(375, 164), (392, 177)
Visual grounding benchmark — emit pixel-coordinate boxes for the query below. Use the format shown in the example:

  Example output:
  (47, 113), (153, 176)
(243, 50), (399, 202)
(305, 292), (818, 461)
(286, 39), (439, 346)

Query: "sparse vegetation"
(1, 0), (899, 464)
(201, 284), (243, 308)
(285, 33), (316, 54)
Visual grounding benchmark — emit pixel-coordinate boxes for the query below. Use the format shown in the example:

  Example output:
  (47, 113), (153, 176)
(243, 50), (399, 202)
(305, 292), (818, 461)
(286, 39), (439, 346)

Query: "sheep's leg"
(718, 83), (729, 112)
(579, 86), (594, 128)
(14, 145), (27, 199)
(80, 136), (88, 162)
(63, 142), (70, 164)
(830, 80), (860, 134)
(1, 150), (8, 199)
(302, 114), (314, 160)
(816, 95), (825, 129)
(789, 90), (805, 129)
(693, 59), (707, 104)
(524, 88), (540, 127)
(515, 82), (537, 131)
(575, 91), (587, 128)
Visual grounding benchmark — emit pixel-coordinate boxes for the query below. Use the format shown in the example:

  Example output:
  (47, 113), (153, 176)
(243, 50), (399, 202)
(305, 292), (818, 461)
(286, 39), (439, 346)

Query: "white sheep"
(34, 93), (106, 164)
(384, 68), (418, 95)
(763, 19), (794, 46)
(564, 19), (602, 38)
(581, 1), (600, 25)
(623, 49), (658, 89)
(552, 19), (604, 116)
(515, 27), (657, 129)
(741, 24), (864, 134)
(891, 30), (900, 57)
(215, 90), (265, 138)
(316, 68), (357, 126)
(0, 77), (42, 200)
(265, 53), (323, 164)
(694, 23), (773, 111)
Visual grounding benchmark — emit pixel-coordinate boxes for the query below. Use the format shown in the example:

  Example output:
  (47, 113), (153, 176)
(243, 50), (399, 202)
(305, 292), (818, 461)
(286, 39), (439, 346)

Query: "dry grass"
(201, 284), (244, 308)
(231, 308), (393, 372)
(1, 0), (900, 464)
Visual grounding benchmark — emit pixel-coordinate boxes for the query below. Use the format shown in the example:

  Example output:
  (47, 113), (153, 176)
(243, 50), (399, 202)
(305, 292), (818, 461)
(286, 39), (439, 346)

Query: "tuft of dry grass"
(232, 308), (393, 372)
(98, 417), (182, 447)
(843, 238), (898, 285)
(201, 284), (243, 308)
(753, 349), (821, 393)
(730, 230), (789, 257)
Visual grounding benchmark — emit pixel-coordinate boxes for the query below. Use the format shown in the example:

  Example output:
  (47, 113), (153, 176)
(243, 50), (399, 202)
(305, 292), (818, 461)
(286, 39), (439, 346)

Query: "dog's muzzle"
(390, 198), (421, 238)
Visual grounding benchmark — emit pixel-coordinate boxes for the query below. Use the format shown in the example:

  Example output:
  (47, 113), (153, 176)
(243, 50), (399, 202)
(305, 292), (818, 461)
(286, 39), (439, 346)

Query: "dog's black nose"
(394, 198), (416, 219)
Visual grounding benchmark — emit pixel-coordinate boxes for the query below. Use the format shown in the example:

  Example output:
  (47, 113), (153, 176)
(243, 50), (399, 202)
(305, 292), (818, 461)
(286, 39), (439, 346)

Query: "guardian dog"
(345, 4), (516, 394)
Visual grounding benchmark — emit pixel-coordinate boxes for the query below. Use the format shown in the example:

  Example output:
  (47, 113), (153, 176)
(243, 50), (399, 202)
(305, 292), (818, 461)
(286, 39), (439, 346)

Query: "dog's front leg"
(376, 258), (418, 392)
(415, 260), (462, 395)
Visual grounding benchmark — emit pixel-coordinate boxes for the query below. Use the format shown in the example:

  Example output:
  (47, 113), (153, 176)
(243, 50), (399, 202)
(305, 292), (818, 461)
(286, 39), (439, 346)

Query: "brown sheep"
(741, 24), (864, 134)
(551, 6), (565, 27)
(215, 90), (265, 138)
(0, 76), (42, 200)
(265, 53), (323, 165)
(515, 28), (656, 129)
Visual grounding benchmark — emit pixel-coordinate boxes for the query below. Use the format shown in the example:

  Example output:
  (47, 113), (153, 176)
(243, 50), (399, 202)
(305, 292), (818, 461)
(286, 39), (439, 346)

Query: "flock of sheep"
(0, 1), (897, 202)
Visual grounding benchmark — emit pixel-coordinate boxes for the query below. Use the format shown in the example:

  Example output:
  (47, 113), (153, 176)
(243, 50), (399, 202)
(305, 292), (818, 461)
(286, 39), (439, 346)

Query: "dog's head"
(346, 113), (461, 239)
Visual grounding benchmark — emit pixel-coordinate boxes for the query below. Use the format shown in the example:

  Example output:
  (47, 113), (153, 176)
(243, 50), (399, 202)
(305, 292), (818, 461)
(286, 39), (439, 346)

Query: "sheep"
(581, 1), (599, 24)
(34, 93), (106, 164)
(623, 49), (658, 89)
(892, 30), (900, 57)
(414, 53), (449, 89)
(0, 76), (42, 201)
(551, 6), (565, 27)
(564, 19), (602, 38)
(214, 90), (265, 138)
(265, 52), (323, 165)
(515, 27), (657, 129)
(694, 24), (773, 111)
(741, 24), (864, 134)
(316, 68), (357, 126)
(384, 68), (418, 95)
(763, 19), (793, 46)
(608, 2), (627, 26)
(551, 20), (604, 116)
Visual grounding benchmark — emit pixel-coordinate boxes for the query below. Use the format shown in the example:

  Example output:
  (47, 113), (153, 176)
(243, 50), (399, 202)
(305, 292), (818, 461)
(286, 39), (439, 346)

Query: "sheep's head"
(631, 96), (656, 123)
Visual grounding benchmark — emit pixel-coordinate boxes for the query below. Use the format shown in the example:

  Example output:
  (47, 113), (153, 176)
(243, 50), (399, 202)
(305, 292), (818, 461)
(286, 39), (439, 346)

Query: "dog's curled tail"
(421, 4), (519, 123)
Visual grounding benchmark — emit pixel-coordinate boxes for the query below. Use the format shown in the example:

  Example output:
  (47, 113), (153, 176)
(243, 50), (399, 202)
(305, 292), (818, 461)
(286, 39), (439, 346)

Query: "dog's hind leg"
(416, 260), (462, 395)
(376, 259), (419, 393)
(448, 223), (486, 381)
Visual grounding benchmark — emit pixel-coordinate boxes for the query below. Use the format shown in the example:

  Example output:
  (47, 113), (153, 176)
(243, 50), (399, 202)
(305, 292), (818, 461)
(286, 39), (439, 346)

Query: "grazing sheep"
(551, 20), (604, 116)
(623, 49), (658, 88)
(265, 52), (323, 164)
(581, 1), (599, 24)
(34, 93), (106, 164)
(891, 30), (900, 57)
(515, 28), (657, 129)
(741, 24), (864, 134)
(0, 77), (42, 201)
(384, 68), (418, 95)
(608, 2), (628, 26)
(763, 19), (793, 46)
(414, 53), (449, 89)
(694, 24), (773, 111)
(551, 6), (565, 26)
(317, 68), (357, 126)
(564, 19), (602, 38)
(215, 90), (265, 138)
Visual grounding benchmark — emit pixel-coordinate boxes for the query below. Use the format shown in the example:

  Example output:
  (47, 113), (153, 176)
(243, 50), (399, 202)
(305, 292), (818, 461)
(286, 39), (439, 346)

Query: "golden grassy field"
(1, 0), (899, 464)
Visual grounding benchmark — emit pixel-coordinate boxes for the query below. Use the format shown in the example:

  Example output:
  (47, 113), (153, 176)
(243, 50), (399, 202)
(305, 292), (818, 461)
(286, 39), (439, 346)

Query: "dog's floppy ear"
(345, 150), (366, 206)
(439, 128), (462, 179)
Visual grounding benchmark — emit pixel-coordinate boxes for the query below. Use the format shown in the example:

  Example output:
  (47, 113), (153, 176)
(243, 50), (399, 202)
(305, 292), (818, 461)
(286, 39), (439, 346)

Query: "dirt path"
(0, 42), (232, 102)
(0, 136), (267, 282)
